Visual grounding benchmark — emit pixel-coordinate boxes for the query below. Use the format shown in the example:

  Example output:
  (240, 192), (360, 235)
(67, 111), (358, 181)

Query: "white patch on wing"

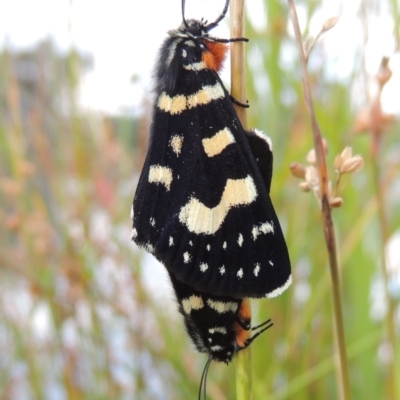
(179, 176), (257, 234)
(169, 237), (174, 246)
(148, 165), (173, 191)
(254, 263), (261, 276)
(150, 218), (155, 227)
(183, 252), (191, 263)
(265, 275), (292, 298)
(219, 266), (225, 275)
(144, 243), (154, 253)
(238, 233), (244, 247)
(207, 299), (238, 313)
(209, 326), (227, 334)
(252, 221), (274, 240)
(223, 241), (227, 249)
(206, 244), (210, 251)
(182, 295), (204, 314)
(157, 83), (224, 115)
(237, 268), (244, 279)
(202, 128), (235, 157)
(253, 128), (273, 151)
(269, 260), (274, 266)
(200, 263), (208, 272)
(170, 135), (184, 156)
(210, 345), (223, 351)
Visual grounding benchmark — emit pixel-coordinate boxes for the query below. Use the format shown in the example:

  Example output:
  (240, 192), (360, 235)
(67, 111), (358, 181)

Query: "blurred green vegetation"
(0, 0), (399, 399)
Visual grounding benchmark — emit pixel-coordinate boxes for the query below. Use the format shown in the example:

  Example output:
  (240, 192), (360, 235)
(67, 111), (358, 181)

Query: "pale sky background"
(1, 0), (399, 115)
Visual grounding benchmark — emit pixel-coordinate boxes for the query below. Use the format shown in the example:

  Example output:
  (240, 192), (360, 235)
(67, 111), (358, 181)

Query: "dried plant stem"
(287, 1), (351, 399)
(230, 1), (252, 399)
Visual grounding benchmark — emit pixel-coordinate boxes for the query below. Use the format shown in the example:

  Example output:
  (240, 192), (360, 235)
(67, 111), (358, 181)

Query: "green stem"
(230, 1), (252, 399)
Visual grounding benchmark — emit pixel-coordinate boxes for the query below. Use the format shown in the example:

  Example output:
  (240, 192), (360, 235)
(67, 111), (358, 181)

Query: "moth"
(131, 0), (291, 367)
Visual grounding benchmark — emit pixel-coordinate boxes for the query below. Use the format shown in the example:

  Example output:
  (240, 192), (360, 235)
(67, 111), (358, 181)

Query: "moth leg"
(230, 95), (250, 108)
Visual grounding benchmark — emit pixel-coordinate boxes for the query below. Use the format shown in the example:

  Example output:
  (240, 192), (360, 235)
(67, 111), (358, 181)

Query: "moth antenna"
(181, 0), (189, 28)
(206, 0), (230, 30)
(251, 318), (273, 331)
(198, 356), (213, 400)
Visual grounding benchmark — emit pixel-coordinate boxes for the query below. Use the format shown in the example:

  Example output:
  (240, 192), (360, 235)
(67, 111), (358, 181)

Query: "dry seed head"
(376, 57), (392, 87)
(330, 197), (343, 208)
(341, 155), (364, 173)
(299, 181), (312, 192)
(322, 16), (339, 33)
(290, 162), (306, 178)
(341, 146), (353, 159)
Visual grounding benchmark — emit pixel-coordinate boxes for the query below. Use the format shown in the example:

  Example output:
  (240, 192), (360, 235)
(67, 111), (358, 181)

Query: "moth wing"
(133, 75), (291, 298)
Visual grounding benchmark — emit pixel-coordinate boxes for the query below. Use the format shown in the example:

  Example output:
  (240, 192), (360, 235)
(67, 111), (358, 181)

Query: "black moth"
(131, 0), (291, 387)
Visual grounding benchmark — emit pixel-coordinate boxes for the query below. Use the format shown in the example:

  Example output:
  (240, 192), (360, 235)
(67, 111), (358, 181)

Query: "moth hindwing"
(132, 0), (291, 299)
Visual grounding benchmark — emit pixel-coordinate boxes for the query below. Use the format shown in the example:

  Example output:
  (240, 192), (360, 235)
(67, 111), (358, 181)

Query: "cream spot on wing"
(200, 263), (208, 272)
(170, 135), (184, 156)
(183, 252), (191, 263)
(169, 237), (174, 246)
(223, 241), (227, 250)
(206, 299), (238, 313)
(265, 275), (292, 298)
(182, 295), (204, 314)
(183, 61), (207, 71)
(179, 176), (257, 234)
(210, 345), (223, 351)
(202, 128), (235, 157)
(238, 233), (244, 247)
(252, 221), (274, 240)
(206, 244), (211, 251)
(157, 93), (186, 115)
(237, 268), (244, 279)
(219, 265), (225, 275)
(186, 84), (224, 109)
(150, 218), (155, 227)
(189, 240), (193, 246)
(269, 260), (274, 266)
(254, 263), (261, 276)
(157, 83), (224, 115)
(148, 165), (173, 191)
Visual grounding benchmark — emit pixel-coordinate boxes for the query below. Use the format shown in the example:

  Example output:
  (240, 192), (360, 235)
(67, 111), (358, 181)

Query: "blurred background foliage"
(0, 0), (399, 399)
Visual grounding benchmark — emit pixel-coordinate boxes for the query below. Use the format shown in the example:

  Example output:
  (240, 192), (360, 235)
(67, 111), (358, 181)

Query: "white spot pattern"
(200, 263), (208, 272)
(237, 268), (244, 279)
(252, 221), (274, 240)
(254, 263), (261, 276)
(183, 252), (191, 263)
(238, 233), (244, 247)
